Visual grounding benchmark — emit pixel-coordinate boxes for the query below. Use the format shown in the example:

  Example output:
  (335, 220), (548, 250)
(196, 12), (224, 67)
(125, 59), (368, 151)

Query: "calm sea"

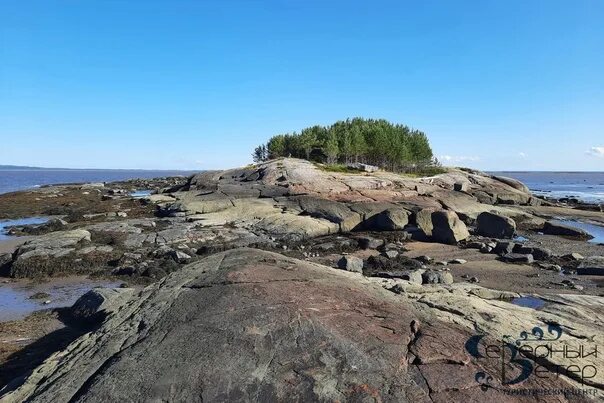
(0, 169), (194, 195)
(493, 172), (604, 204)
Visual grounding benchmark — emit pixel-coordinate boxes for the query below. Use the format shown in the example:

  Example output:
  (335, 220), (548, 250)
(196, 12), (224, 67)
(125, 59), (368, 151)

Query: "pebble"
(449, 258), (467, 264)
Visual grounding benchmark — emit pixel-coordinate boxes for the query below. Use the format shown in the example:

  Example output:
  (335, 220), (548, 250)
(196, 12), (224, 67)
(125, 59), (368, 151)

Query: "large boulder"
(295, 196), (362, 232)
(367, 207), (410, 231)
(430, 210), (470, 244)
(414, 208), (435, 238)
(337, 255), (363, 273)
(490, 175), (530, 193)
(71, 287), (137, 322)
(476, 212), (516, 239)
(16, 229), (91, 256)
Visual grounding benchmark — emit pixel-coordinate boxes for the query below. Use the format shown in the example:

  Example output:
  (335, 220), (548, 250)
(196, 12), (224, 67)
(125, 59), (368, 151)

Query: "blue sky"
(1, 0), (603, 171)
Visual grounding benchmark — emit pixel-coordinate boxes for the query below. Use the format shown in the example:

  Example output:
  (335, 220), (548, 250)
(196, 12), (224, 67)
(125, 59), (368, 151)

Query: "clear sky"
(1, 0), (603, 171)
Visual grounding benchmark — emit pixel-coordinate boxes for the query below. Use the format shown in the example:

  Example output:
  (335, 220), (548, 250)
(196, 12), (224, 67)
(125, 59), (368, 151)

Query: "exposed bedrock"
(3, 249), (599, 402)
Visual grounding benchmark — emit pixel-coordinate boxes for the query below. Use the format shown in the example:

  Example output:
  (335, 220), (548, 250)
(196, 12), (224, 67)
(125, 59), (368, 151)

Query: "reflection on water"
(0, 278), (120, 322)
(551, 219), (604, 244)
(510, 296), (546, 309)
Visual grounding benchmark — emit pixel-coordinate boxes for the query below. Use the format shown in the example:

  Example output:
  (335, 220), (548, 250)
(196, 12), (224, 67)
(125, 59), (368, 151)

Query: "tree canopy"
(253, 118), (439, 173)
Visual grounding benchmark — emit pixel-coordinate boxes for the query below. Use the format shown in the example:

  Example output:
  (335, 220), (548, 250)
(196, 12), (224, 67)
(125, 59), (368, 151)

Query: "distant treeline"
(252, 118), (440, 173)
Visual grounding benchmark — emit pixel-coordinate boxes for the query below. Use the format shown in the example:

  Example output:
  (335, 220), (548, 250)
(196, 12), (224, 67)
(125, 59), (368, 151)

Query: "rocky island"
(0, 156), (603, 402)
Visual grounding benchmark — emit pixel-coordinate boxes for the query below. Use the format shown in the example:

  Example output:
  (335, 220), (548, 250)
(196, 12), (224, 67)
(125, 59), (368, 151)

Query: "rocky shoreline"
(1, 158), (603, 401)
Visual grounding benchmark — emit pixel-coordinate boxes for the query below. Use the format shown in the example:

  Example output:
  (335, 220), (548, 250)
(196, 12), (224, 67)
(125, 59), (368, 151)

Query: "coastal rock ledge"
(2, 248), (599, 402)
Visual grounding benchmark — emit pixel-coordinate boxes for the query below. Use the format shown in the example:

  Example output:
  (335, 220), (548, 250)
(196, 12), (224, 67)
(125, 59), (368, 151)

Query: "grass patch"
(315, 163), (364, 174)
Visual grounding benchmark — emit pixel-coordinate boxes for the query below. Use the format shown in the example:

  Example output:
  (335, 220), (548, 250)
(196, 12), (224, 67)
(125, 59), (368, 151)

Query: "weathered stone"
(0, 253), (12, 270)
(356, 236), (384, 249)
(401, 269), (424, 284)
(430, 210), (470, 244)
(562, 252), (584, 261)
(337, 255), (363, 273)
(501, 253), (534, 264)
(414, 208), (435, 238)
(577, 256), (604, 275)
(415, 255), (432, 264)
(476, 212), (516, 239)
(513, 245), (552, 261)
(422, 271), (453, 285)
(493, 241), (515, 255)
(384, 250), (399, 259)
(453, 182), (468, 192)
(542, 221), (592, 239)
(480, 245), (493, 253)
(449, 259), (467, 264)
(369, 208), (410, 231)
(71, 288), (136, 322)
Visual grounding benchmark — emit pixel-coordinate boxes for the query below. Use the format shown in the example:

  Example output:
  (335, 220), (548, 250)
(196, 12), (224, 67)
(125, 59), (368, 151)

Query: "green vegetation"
(252, 118), (442, 174)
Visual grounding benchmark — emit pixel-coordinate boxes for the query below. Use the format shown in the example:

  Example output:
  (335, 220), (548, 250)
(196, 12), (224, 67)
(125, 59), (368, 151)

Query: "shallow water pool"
(0, 278), (121, 322)
(0, 217), (49, 241)
(130, 190), (152, 198)
(510, 296), (546, 309)
(551, 219), (604, 244)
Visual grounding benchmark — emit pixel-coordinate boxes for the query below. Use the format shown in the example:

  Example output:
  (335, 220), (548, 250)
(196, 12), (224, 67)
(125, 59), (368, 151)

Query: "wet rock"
(501, 253), (534, 264)
(28, 292), (51, 300)
(576, 256), (604, 275)
(337, 255), (363, 273)
(0, 253), (12, 272)
(476, 212), (516, 239)
(430, 210), (470, 244)
(542, 221), (592, 239)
